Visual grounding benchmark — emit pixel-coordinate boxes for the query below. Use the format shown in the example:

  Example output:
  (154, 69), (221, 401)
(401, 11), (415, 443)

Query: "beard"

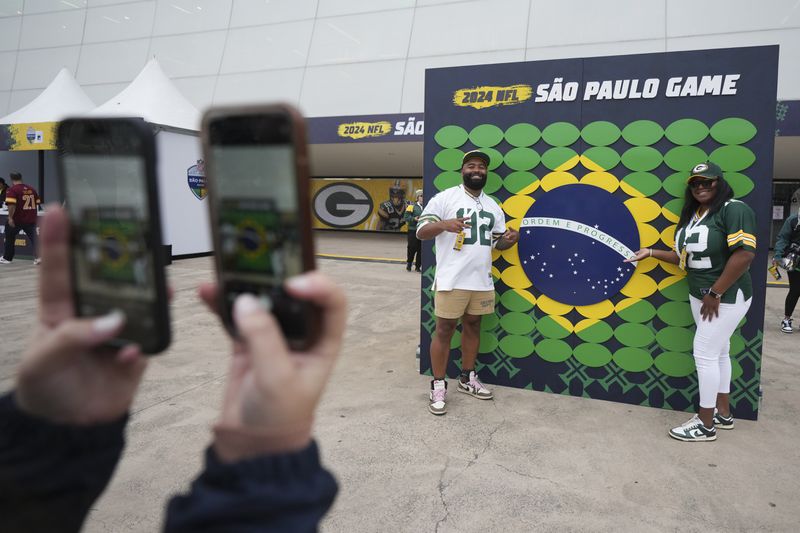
(462, 171), (487, 190)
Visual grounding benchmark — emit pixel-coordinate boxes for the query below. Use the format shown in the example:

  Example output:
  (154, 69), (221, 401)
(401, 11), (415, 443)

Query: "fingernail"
(93, 309), (125, 334)
(233, 293), (261, 322)
(286, 274), (312, 292)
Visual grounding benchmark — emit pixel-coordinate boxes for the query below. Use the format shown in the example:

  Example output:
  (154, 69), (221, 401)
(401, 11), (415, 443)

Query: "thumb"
(29, 310), (126, 368)
(55, 310), (126, 351)
(233, 294), (291, 376)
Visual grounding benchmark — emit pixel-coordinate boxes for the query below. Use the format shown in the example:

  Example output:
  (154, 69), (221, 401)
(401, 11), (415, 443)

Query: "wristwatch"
(708, 289), (722, 300)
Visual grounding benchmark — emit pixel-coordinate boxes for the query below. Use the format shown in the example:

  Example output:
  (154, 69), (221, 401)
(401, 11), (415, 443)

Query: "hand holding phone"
(14, 205), (148, 425)
(202, 104), (320, 349)
(56, 118), (171, 354)
(197, 272), (346, 462)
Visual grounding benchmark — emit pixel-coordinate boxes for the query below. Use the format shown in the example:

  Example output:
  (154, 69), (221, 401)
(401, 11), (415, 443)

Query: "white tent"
(90, 58), (200, 131)
(0, 68), (95, 124)
(90, 58), (209, 256)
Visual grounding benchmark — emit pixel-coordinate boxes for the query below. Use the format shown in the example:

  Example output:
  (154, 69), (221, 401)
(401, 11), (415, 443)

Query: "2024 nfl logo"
(187, 160), (206, 200)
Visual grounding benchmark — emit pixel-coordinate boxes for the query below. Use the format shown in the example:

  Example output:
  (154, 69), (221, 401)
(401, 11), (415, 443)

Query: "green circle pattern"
(469, 124), (504, 147)
(505, 123), (541, 147)
(622, 120), (664, 145)
(504, 172), (538, 194)
(435, 125), (468, 148)
(504, 147), (540, 171)
(623, 172), (662, 196)
(542, 147), (578, 170)
(664, 146), (707, 171)
(542, 122), (581, 146)
(581, 121), (621, 146)
(665, 118), (709, 145)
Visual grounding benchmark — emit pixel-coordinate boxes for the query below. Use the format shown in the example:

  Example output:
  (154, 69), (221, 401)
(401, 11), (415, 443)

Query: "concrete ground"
(1, 230), (798, 532)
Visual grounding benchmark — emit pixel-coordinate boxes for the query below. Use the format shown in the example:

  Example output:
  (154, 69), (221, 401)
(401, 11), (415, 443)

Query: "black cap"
(687, 161), (723, 182)
(462, 150), (490, 167)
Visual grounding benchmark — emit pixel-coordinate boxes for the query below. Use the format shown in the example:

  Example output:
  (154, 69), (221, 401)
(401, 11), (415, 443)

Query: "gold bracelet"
(648, 248), (653, 258)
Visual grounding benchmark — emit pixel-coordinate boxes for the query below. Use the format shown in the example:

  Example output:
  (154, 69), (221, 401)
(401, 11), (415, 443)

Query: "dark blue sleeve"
(0, 392), (128, 533)
(165, 442), (338, 533)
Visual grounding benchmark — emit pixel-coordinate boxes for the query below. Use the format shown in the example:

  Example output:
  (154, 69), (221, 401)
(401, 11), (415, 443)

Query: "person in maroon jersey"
(1, 172), (41, 265)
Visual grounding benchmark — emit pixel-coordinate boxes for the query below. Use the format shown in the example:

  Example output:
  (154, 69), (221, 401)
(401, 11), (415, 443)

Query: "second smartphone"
(57, 117), (171, 354)
(202, 104), (320, 349)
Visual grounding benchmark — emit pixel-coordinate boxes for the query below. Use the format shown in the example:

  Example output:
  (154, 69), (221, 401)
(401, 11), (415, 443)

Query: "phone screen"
(206, 109), (315, 345)
(212, 144), (302, 281)
(62, 153), (157, 333)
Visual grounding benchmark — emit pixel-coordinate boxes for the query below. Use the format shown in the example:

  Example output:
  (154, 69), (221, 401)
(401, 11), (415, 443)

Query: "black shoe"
(415, 267), (421, 272)
(406, 264), (412, 271)
(713, 409), (735, 430)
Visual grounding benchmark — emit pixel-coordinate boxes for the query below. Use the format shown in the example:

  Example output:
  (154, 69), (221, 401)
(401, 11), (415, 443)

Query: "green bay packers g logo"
(313, 183), (374, 228)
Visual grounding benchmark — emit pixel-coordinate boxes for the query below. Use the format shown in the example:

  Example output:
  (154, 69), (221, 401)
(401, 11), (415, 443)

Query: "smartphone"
(56, 118), (171, 354)
(202, 104), (320, 350)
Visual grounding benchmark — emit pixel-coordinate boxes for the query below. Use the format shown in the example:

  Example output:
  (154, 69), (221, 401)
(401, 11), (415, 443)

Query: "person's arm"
(6, 202), (15, 226)
(490, 211), (518, 251)
(0, 205), (148, 533)
(415, 193), (469, 240)
(165, 442), (337, 533)
(166, 275), (346, 532)
(0, 394), (128, 533)
(625, 247), (680, 265)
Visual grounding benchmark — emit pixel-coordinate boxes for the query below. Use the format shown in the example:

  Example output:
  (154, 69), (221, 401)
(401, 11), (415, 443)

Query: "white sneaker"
(781, 318), (793, 334)
(429, 379), (447, 415)
(32, 258), (41, 265)
(457, 371), (493, 400)
(668, 414), (717, 442)
(0, 258), (11, 264)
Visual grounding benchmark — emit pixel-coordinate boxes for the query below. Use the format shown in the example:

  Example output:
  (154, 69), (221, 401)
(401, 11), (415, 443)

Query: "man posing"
(417, 151), (519, 415)
(1, 172), (41, 265)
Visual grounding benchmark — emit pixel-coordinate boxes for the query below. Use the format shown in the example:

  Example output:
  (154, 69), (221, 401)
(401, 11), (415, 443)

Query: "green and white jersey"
(417, 184), (506, 291)
(674, 199), (757, 304)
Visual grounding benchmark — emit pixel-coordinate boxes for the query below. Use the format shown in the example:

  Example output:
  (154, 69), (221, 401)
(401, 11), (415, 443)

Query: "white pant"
(689, 290), (751, 409)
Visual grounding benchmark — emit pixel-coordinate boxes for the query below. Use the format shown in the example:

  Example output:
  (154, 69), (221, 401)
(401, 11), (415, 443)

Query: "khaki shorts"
(434, 289), (495, 319)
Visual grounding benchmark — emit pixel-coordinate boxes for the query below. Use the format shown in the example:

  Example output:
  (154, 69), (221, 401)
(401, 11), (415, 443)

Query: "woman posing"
(626, 162), (757, 442)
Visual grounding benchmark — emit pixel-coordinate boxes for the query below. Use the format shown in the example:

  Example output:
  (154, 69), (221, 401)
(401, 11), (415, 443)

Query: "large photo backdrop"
(420, 46), (778, 420)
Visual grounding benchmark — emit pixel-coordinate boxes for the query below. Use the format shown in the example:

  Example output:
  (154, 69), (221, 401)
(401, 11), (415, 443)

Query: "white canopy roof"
(0, 68), (95, 124)
(89, 58), (200, 131)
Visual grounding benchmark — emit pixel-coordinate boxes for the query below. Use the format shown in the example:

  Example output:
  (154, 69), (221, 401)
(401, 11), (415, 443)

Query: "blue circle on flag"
(518, 184), (639, 306)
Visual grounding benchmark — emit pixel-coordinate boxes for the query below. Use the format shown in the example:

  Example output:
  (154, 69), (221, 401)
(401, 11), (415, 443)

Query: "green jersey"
(674, 199), (757, 304)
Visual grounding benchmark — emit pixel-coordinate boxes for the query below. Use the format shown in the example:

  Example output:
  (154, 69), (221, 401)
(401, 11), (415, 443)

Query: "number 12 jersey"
(417, 184), (506, 291)
(674, 199), (757, 304)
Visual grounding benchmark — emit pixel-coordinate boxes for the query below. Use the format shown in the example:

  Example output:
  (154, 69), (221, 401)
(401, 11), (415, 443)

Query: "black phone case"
(56, 117), (171, 355)
(201, 104), (321, 351)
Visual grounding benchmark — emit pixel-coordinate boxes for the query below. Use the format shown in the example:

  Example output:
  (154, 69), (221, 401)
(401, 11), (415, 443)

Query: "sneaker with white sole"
(457, 371), (493, 400)
(429, 380), (447, 415)
(32, 258), (41, 265)
(668, 414), (717, 442)
(0, 258), (11, 264)
(713, 409), (735, 430)
(781, 318), (793, 334)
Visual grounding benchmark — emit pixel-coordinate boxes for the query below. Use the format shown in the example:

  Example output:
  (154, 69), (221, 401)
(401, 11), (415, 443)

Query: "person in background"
(417, 150), (519, 416)
(625, 162), (756, 442)
(773, 211), (800, 333)
(0, 177), (7, 208)
(404, 189), (424, 272)
(1, 172), (41, 265)
(0, 204), (346, 532)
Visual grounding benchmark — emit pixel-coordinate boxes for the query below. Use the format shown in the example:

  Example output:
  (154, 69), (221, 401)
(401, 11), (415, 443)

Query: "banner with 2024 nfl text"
(421, 46), (778, 420)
